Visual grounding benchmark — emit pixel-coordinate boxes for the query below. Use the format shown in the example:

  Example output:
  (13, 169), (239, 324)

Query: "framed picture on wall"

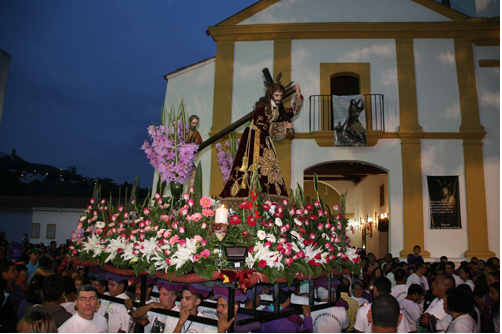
(46, 224), (56, 239)
(31, 223), (40, 239)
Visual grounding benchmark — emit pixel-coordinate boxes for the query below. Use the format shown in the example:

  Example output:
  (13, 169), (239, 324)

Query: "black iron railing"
(309, 94), (385, 132)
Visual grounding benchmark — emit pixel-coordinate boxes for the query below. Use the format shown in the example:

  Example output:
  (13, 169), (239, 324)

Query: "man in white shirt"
(458, 265), (475, 291)
(58, 284), (107, 333)
(102, 273), (133, 333)
(370, 294), (403, 333)
(354, 277), (410, 333)
(127, 280), (180, 333)
(406, 261), (429, 292)
(391, 269), (409, 302)
(386, 262), (400, 289)
(445, 261), (463, 288)
(170, 285), (217, 333)
(399, 284), (424, 332)
(311, 286), (349, 333)
(419, 273), (455, 332)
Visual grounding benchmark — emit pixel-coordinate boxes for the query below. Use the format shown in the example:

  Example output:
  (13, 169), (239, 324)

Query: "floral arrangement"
(140, 102), (198, 185)
(70, 176), (361, 284)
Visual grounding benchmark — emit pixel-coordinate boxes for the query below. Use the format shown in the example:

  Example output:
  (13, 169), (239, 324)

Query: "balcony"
(308, 94), (385, 147)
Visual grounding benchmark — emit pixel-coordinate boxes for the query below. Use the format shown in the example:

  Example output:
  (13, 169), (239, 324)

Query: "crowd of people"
(0, 238), (499, 333)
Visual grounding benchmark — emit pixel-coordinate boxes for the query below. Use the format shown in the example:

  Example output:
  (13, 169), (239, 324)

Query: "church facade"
(160, 0), (499, 260)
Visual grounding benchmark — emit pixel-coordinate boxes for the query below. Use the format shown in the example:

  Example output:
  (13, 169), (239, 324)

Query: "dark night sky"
(0, 1), (256, 186)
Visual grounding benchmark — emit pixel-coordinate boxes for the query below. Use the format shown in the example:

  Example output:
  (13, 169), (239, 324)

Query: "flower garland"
(70, 187), (361, 282)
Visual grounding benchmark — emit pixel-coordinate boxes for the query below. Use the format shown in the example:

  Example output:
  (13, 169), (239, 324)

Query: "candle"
(215, 205), (229, 224)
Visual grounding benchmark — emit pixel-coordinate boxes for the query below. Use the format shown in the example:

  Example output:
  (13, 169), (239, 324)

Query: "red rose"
(258, 259), (267, 268)
(308, 259), (316, 266)
(315, 253), (321, 260)
(230, 215), (241, 225)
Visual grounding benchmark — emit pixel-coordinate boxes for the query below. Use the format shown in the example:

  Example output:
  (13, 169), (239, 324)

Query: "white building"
(160, 0), (499, 260)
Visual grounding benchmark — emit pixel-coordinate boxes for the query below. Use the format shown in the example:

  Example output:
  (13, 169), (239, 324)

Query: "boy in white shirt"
(391, 269), (409, 302)
(399, 284), (424, 332)
(406, 261), (429, 292)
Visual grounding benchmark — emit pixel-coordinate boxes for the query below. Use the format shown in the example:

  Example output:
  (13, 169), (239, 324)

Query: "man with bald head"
(419, 273), (455, 332)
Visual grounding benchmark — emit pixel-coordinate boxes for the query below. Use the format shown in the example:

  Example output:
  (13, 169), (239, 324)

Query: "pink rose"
(143, 208), (150, 215)
(163, 230), (172, 238)
(178, 239), (186, 247)
(189, 187), (194, 193)
(193, 255), (201, 262)
(165, 258), (171, 265)
(201, 249), (210, 258)
(285, 257), (293, 266)
(201, 222), (207, 229)
(187, 199), (194, 207)
(179, 226), (185, 234)
(194, 235), (203, 242)
(90, 198), (95, 204)
(183, 193), (190, 200)
(118, 206), (124, 212)
(201, 239), (208, 246)
(333, 205), (340, 211)
(191, 213), (202, 222)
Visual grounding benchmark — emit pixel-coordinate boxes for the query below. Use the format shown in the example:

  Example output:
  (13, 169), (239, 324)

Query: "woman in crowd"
(444, 288), (479, 333)
(17, 311), (57, 333)
(17, 275), (45, 321)
(373, 266), (383, 283)
(351, 279), (369, 307)
(489, 282), (500, 332)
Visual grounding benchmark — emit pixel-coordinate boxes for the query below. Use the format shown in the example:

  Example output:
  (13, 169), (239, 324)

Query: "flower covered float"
(70, 180), (361, 284)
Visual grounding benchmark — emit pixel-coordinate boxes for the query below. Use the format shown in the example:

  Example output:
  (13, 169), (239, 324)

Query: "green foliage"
(194, 161), (202, 212)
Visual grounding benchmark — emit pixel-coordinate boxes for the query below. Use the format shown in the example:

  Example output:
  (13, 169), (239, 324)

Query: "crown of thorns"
(263, 72), (294, 90)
